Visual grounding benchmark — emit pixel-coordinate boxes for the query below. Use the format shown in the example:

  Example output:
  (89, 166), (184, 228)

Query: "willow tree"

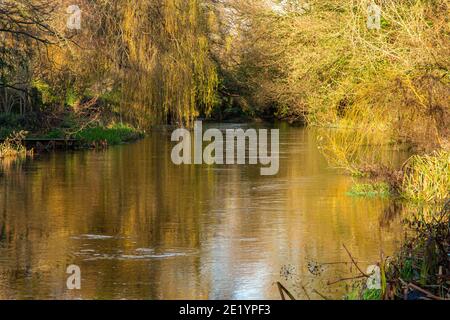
(104, 0), (219, 127)
(1, 0), (218, 128)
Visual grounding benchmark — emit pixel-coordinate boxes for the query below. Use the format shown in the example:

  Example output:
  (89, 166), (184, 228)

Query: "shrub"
(0, 131), (30, 159)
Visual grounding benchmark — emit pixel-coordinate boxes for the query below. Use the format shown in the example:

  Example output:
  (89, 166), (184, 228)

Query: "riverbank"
(319, 131), (450, 300)
(0, 120), (143, 162)
(344, 201), (449, 300)
(275, 201), (449, 300)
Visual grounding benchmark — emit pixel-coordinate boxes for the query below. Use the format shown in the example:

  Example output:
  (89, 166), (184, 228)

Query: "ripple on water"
(70, 234), (116, 240)
(75, 247), (198, 261)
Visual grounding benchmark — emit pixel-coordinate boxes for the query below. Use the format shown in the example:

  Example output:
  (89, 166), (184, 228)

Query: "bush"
(0, 131), (30, 159)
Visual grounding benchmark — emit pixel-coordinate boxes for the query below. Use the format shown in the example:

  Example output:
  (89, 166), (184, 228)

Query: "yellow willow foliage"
(117, 0), (218, 127)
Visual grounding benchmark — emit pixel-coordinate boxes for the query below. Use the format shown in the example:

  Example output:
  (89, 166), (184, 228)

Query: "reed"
(402, 150), (450, 203)
(0, 131), (30, 159)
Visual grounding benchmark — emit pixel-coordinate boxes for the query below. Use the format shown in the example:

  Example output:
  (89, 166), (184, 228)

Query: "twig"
(300, 283), (311, 300)
(407, 283), (446, 301)
(276, 282), (296, 300)
(327, 274), (367, 286)
(343, 244), (370, 277)
(313, 289), (331, 300)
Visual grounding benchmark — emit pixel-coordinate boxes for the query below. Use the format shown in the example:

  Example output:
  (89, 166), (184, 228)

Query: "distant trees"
(210, 0), (450, 148)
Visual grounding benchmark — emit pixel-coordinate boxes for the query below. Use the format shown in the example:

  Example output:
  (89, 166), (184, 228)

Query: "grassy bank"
(74, 124), (144, 146)
(342, 149), (450, 205)
(0, 110), (143, 162)
(42, 121), (144, 147)
(0, 85), (144, 151)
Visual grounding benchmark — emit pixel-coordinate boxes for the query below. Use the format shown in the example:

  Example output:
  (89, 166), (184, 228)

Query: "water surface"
(0, 123), (407, 299)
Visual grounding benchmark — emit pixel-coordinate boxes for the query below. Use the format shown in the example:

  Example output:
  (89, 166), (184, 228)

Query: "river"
(0, 123), (408, 299)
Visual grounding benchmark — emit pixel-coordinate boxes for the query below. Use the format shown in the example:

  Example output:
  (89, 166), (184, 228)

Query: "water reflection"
(0, 124), (407, 299)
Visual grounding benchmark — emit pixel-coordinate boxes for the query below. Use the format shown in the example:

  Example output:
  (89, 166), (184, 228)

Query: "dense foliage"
(0, 0), (219, 128)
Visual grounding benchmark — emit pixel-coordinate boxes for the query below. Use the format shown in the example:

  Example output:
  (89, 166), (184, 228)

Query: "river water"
(0, 123), (408, 299)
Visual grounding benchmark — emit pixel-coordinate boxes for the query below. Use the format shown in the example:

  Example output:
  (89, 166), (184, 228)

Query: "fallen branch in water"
(276, 282), (296, 300)
(300, 283), (311, 300)
(313, 289), (331, 300)
(327, 274), (367, 286)
(406, 282), (447, 301)
(343, 244), (371, 277)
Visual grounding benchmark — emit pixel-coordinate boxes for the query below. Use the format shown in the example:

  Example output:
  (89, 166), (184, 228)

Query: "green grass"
(74, 124), (143, 145)
(345, 286), (382, 300)
(347, 182), (391, 198)
(362, 289), (382, 300)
